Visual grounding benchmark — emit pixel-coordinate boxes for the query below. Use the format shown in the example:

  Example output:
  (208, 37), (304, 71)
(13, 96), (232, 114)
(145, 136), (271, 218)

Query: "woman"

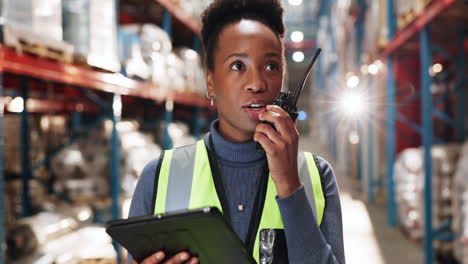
(129, 0), (344, 263)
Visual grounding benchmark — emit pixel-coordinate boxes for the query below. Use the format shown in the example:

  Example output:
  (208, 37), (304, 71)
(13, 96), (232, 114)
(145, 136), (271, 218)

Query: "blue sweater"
(128, 121), (345, 263)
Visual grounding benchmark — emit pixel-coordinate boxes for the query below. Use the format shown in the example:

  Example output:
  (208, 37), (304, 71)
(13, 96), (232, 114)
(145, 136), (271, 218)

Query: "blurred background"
(0, 0), (466, 263)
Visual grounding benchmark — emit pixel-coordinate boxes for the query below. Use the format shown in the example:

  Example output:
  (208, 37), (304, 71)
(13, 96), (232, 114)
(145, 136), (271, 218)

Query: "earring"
(206, 91), (214, 106)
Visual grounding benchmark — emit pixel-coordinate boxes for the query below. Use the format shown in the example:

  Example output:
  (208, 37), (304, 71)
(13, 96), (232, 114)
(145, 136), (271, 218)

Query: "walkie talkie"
(256, 48), (322, 153)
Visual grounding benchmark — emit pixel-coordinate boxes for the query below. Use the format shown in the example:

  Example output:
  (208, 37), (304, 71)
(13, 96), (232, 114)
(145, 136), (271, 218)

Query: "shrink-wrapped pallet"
(50, 120), (162, 201)
(453, 142), (468, 264)
(62, 0), (90, 56)
(8, 226), (115, 264)
(175, 48), (206, 95)
(6, 205), (93, 260)
(394, 144), (460, 258)
(2, 0), (63, 40)
(87, 0), (120, 72)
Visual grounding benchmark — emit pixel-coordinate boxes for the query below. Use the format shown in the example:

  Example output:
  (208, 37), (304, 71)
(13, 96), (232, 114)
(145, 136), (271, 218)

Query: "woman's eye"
(230, 62), (244, 71)
(266, 63), (280, 71)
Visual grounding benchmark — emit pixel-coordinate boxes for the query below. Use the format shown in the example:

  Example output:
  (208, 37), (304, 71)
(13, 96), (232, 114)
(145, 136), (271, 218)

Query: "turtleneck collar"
(204, 120), (265, 163)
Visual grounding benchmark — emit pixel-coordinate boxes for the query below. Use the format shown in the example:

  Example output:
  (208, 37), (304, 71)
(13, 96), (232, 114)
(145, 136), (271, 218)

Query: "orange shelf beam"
(382, 0), (456, 56)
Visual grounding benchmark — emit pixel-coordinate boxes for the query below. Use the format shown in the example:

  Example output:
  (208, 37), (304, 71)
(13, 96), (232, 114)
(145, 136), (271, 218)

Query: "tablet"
(106, 207), (256, 264)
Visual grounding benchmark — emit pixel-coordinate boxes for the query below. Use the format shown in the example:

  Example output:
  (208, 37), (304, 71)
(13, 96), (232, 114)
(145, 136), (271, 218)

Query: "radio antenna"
(292, 48), (322, 106)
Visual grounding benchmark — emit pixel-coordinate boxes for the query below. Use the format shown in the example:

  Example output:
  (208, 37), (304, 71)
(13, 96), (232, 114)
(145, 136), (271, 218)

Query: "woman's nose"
(245, 69), (266, 93)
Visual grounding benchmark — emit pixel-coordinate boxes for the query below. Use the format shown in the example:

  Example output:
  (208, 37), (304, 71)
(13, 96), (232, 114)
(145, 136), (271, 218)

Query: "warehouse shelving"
(361, 1), (466, 264)
(313, 0), (466, 263)
(0, 1), (215, 261)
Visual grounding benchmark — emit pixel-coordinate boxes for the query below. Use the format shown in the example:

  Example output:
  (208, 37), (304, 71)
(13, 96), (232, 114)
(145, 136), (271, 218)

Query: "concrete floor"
(339, 183), (424, 264)
(299, 136), (424, 264)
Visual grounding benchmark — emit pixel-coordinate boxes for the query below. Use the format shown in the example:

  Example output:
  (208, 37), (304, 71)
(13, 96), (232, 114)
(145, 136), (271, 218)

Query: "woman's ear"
(206, 70), (215, 97)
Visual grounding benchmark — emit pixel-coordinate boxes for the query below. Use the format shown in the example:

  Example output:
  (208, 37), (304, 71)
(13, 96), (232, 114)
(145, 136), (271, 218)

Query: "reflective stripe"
(188, 141), (222, 211)
(305, 152), (325, 224)
(298, 152), (318, 220)
(154, 149), (174, 214)
(165, 145), (197, 212)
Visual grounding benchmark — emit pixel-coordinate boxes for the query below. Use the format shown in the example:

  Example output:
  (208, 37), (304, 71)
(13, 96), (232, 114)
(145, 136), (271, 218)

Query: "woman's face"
(207, 19), (284, 142)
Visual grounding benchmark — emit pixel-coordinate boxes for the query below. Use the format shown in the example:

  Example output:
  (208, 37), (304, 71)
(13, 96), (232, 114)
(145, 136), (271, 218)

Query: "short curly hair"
(201, 0), (285, 71)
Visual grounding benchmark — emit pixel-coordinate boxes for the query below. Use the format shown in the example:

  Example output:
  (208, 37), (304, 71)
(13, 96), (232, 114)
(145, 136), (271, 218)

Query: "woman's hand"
(254, 105), (301, 198)
(131, 251), (199, 264)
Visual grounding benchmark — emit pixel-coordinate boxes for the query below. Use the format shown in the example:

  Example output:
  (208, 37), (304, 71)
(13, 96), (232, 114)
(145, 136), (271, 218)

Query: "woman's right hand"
(131, 251), (199, 264)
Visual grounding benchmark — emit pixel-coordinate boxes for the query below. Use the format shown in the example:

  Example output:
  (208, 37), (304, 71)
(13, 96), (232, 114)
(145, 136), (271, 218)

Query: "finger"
(132, 261), (138, 264)
(254, 131), (277, 156)
(187, 257), (199, 264)
(260, 106), (295, 137)
(141, 251), (165, 264)
(164, 252), (190, 264)
(255, 123), (285, 147)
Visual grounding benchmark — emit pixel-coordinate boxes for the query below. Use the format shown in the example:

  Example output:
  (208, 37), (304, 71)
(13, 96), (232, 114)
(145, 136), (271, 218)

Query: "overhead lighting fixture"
(292, 51), (304, 63)
(430, 63), (443, 76)
(346, 74), (360, 88)
(291, 31), (304, 43)
(368, 64), (379, 75)
(7, 97), (24, 113)
(288, 0), (303, 5)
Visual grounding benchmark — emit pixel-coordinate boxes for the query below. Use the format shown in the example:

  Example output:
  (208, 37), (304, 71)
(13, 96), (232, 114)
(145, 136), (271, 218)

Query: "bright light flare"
(338, 91), (368, 118)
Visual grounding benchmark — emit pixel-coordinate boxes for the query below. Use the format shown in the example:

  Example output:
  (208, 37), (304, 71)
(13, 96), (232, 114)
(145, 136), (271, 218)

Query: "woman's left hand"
(254, 105), (301, 198)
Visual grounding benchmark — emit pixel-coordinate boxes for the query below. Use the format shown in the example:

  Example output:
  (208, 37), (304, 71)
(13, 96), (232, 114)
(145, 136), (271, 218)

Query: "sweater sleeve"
(127, 158), (160, 264)
(276, 156), (345, 264)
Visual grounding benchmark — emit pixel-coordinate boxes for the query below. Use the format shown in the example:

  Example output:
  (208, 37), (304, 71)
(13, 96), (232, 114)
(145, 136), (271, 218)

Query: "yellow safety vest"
(153, 140), (325, 263)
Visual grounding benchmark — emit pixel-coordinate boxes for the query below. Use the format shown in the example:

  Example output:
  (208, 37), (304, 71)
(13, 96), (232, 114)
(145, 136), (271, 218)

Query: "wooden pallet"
(3, 24), (74, 64)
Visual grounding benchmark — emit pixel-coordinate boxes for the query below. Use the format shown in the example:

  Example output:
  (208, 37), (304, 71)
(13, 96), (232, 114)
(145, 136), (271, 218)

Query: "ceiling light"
(346, 74), (360, 88)
(288, 0), (303, 5)
(291, 31), (304, 43)
(292, 51), (304, 63)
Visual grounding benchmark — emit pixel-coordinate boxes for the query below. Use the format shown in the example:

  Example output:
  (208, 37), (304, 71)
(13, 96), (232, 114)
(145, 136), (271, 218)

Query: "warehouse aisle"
(299, 137), (423, 264)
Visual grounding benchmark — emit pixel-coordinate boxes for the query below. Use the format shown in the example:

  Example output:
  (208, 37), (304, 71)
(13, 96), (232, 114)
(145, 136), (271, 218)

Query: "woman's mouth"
(242, 104), (266, 119)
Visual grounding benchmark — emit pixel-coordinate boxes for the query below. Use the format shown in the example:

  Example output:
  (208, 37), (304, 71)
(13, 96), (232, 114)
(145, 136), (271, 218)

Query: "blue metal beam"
(192, 37), (201, 54)
(0, 73), (5, 264)
(163, 10), (172, 38)
(433, 109), (460, 129)
(368, 78), (375, 203)
(20, 77), (33, 217)
(420, 26), (434, 264)
(110, 95), (121, 261)
(386, 0), (397, 228)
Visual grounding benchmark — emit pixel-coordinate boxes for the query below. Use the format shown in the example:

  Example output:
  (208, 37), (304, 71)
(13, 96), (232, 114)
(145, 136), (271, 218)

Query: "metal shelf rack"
(0, 1), (213, 262)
